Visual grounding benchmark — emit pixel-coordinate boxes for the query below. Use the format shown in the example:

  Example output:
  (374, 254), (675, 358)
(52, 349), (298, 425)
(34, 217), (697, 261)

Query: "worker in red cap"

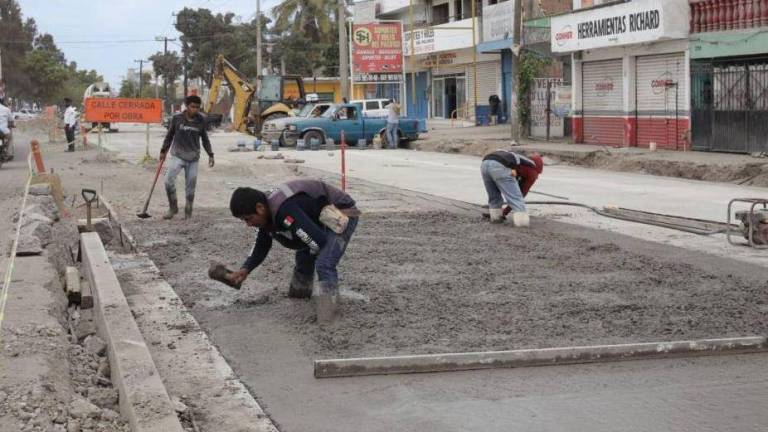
(480, 150), (544, 226)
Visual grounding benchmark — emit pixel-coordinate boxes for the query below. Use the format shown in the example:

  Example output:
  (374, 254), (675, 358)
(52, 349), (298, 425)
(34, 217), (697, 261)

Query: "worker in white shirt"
(63, 98), (78, 152)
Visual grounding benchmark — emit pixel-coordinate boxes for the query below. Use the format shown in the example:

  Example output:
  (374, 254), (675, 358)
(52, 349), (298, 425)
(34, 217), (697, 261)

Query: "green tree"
(23, 49), (68, 103)
(0, 0), (37, 98)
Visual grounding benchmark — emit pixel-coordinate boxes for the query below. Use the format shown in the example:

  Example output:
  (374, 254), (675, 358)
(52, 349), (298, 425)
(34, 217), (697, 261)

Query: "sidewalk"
(416, 121), (768, 187)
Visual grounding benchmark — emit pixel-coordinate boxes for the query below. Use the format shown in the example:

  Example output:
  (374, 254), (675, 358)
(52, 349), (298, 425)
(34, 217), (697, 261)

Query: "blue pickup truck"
(276, 103), (426, 148)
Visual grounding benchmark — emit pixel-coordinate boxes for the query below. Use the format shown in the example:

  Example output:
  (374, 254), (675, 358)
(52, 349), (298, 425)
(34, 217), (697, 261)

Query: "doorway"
(432, 74), (466, 118)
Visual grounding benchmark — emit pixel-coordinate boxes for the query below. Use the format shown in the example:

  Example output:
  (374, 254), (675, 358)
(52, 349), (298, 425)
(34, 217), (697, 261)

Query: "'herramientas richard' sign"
(550, 0), (688, 53)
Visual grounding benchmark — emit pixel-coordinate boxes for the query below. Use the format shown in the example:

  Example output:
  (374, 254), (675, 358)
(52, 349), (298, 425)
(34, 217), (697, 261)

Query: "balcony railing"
(690, 0), (768, 33)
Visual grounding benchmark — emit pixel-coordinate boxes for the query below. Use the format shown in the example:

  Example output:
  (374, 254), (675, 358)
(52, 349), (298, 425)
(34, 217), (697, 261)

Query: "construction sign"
(84, 98), (163, 123)
(352, 23), (403, 82)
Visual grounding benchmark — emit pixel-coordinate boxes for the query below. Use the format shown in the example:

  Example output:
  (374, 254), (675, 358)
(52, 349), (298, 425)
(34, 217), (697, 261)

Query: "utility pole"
(339, 0), (350, 100)
(256, 0), (262, 80)
(155, 36), (177, 114)
(0, 47), (3, 83)
(173, 12), (190, 98)
(134, 59), (146, 97)
(510, 0), (523, 141)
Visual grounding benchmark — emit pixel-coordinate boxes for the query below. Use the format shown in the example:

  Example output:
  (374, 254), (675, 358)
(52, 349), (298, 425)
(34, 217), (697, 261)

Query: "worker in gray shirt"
(160, 95), (215, 219)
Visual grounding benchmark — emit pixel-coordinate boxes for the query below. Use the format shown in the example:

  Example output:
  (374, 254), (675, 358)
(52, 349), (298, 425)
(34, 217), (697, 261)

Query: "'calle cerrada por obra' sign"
(550, 0), (689, 53)
(84, 98), (163, 124)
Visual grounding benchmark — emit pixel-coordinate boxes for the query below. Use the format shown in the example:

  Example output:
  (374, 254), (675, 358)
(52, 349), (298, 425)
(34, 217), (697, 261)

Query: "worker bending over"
(160, 95), (214, 219)
(227, 179), (360, 323)
(481, 150), (543, 226)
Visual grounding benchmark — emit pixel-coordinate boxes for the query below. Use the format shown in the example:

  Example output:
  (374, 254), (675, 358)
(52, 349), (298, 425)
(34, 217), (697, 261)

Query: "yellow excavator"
(205, 54), (305, 135)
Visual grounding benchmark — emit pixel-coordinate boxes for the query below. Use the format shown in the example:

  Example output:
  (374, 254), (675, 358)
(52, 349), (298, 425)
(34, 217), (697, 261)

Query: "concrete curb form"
(80, 232), (184, 432)
(314, 336), (768, 378)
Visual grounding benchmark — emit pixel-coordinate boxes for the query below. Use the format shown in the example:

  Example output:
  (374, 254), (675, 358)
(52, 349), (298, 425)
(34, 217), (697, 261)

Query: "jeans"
(386, 122), (398, 149)
(164, 156), (199, 203)
(295, 216), (358, 284)
(480, 159), (526, 212)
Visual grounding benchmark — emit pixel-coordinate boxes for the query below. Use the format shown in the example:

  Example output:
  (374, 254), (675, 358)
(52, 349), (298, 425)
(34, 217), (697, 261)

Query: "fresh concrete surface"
(80, 232), (184, 432)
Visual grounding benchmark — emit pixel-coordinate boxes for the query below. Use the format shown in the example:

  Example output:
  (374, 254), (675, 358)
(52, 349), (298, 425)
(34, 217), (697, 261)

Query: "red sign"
(84, 98), (163, 123)
(352, 23), (403, 74)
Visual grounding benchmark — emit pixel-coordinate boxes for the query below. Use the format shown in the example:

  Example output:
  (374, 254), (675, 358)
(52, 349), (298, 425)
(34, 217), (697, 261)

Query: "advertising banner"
(352, 22), (403, 83)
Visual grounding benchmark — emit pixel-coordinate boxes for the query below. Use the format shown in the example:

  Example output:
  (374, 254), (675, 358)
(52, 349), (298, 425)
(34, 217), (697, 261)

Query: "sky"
(18, 0), (282, 89)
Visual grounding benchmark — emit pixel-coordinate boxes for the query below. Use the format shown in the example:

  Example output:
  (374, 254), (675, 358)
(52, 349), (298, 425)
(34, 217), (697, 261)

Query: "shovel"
(137, 153), (167, 219)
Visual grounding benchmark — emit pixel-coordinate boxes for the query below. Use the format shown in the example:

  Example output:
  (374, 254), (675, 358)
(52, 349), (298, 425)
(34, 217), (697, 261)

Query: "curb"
(314, 336), (768, 378)
(80, 232), (184, 432)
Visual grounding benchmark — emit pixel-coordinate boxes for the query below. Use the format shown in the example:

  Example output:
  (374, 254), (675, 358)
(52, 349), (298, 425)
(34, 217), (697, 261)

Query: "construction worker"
(63, 98), (78, 152)
(160, 95), (214, 220)
(226, 179), (360, 323)
(481, 150), (543, 226)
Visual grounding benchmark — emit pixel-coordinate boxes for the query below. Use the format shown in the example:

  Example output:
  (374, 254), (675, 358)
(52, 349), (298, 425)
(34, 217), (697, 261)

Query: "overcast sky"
(18, 0), (281, 88)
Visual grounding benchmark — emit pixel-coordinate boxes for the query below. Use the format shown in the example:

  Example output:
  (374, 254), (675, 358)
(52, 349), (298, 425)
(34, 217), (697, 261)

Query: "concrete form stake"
(340, 130), (347, 191)
(314, 336), (768, 378)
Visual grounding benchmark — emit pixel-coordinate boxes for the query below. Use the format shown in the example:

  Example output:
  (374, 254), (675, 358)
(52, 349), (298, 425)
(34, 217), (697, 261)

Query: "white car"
(350, 98), (392, 119)
(13, 108), (37, 120)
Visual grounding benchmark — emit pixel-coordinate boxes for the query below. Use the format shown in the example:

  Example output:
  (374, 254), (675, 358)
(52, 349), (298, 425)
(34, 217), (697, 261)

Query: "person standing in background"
(63, 98), (78, 152)
(385, 99), (400, 149)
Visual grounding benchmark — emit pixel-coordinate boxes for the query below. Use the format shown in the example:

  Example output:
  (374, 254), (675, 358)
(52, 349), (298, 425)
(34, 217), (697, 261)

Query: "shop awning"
(476, 38), (514, 53)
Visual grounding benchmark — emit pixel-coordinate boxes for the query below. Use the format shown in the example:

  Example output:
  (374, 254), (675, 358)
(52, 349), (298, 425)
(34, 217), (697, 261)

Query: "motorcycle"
(0, 120), (15, 168)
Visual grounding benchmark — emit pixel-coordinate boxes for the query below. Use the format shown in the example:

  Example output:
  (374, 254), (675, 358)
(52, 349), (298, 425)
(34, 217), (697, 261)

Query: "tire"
(279, 131), (289, 147)
(302, 130), (324, 147)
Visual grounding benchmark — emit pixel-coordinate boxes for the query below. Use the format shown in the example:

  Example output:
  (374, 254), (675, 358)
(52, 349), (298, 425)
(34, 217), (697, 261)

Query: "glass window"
(365, 101), (380, 110)
(258, 76), (282, 102)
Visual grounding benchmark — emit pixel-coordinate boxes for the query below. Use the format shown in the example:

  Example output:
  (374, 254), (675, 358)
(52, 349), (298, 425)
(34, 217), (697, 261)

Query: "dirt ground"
(414, 134), (768, 187)
(125, 192), (768, 360)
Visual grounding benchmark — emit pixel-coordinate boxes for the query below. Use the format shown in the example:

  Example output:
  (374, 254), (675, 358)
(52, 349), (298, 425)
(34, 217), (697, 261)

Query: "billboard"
(84, 98), (163, 123)
(352, 23), (403, 83)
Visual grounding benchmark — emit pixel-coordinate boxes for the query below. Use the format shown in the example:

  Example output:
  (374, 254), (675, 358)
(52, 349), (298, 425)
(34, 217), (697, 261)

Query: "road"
(93, 124), (768, 432)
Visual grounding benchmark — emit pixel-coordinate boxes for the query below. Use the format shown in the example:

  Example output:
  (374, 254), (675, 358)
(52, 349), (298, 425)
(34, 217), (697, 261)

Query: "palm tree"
(272, 0), (338, 44)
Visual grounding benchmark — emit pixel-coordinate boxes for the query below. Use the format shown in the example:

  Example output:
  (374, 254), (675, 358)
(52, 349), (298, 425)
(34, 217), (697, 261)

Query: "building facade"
(552, 0), (691, 149)
(689, 0), (768, 153)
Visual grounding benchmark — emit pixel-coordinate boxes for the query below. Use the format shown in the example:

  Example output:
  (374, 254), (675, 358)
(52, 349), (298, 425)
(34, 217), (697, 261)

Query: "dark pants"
(295, 217), (359, 284)
(65, 125), (75, 150)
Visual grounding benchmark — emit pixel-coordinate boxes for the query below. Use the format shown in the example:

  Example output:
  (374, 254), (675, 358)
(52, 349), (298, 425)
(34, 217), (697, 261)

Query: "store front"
(551, 0), (690, 148)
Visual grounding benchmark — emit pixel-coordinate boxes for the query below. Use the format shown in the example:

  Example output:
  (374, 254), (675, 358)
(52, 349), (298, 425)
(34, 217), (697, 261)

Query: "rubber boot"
(511, 212), (530, 227)
(488, 208), (504, 223)
(314, 280), (338, 324)
(184, 197), (194, 219)
(163, 191), (178, 220)
(288, 270), (313, 299)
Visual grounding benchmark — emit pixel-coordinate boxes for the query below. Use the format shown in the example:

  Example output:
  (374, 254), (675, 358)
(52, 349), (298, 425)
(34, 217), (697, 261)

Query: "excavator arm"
(206, 55), (256, 133)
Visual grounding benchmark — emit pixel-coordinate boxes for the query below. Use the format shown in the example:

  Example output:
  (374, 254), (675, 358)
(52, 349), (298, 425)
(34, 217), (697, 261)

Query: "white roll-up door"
(582, 59), (624, 146)
(467, 61), (501, 107)
(636, 53), (687, 149)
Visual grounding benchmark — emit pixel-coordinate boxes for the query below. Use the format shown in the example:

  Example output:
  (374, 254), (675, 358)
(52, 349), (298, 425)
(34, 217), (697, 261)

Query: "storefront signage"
(352, 23), (403, 74)
(531, 78), (567, 138)
(483, 1), (516, 43)
(550, 0), (688, 52)
(353, 73), (402, 83)
(404, 18), (478, 55)
(595, 77), (615, 97)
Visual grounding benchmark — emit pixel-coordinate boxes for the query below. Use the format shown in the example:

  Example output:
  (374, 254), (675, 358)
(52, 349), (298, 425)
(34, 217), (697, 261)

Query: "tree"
(0, 0), (37, 98)
(23, 49), (68, 103)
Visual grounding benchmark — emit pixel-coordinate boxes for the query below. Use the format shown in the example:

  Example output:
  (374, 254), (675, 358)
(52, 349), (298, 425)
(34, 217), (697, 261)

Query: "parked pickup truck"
(280, 103), (426, 148)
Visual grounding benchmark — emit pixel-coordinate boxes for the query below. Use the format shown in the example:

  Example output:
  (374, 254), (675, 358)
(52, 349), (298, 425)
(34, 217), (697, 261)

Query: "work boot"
(163, 192), (178, 220)
(288, 270), (314, 299)
(184, 199), (194, 219)
(511, 212), (530, 227)
(488, 208), (504, 224)
(314, 280), (339, 324)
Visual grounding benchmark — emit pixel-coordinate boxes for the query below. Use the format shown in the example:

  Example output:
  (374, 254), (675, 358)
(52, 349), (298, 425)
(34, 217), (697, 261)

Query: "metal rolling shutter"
(467, 61), (501, 107)
(636, 53), (687, 149)
(582, 59), (624, 146)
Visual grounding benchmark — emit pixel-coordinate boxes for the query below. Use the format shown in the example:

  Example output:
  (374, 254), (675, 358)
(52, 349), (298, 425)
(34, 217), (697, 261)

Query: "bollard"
(30, 140), (46, 174)
(357, 139), (367, 150)
(340, 131), (347, 192)
(310, 138), (319, 151)
(253, 138), (261, 151)
(326, 138), (335, 151)
(270, 139), (279, 151)
(297, 139), (306, 151)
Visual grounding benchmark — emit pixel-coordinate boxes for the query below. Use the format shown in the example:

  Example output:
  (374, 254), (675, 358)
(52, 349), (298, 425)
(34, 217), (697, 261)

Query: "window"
(454, 0), (462, 20)
(432, 3), (449, 25)
(365, 101), (380, 110)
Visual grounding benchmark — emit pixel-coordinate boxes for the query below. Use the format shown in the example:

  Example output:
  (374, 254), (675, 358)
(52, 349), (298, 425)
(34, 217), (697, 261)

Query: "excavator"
(205, 54), (306, 135)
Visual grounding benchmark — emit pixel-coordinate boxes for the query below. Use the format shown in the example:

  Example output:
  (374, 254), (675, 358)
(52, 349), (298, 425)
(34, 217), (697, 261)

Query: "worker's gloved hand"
(208, 156), (215, 168)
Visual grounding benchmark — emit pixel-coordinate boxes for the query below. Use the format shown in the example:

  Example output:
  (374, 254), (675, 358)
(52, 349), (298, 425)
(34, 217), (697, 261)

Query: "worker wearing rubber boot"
(160, 95), (214, 220)
(227, 180), (360, 323)
(480, 150), (543, 226)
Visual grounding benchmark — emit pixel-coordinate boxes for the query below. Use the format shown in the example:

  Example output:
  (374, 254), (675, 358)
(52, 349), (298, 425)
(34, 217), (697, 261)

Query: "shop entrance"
(432, 74), (466, 118)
